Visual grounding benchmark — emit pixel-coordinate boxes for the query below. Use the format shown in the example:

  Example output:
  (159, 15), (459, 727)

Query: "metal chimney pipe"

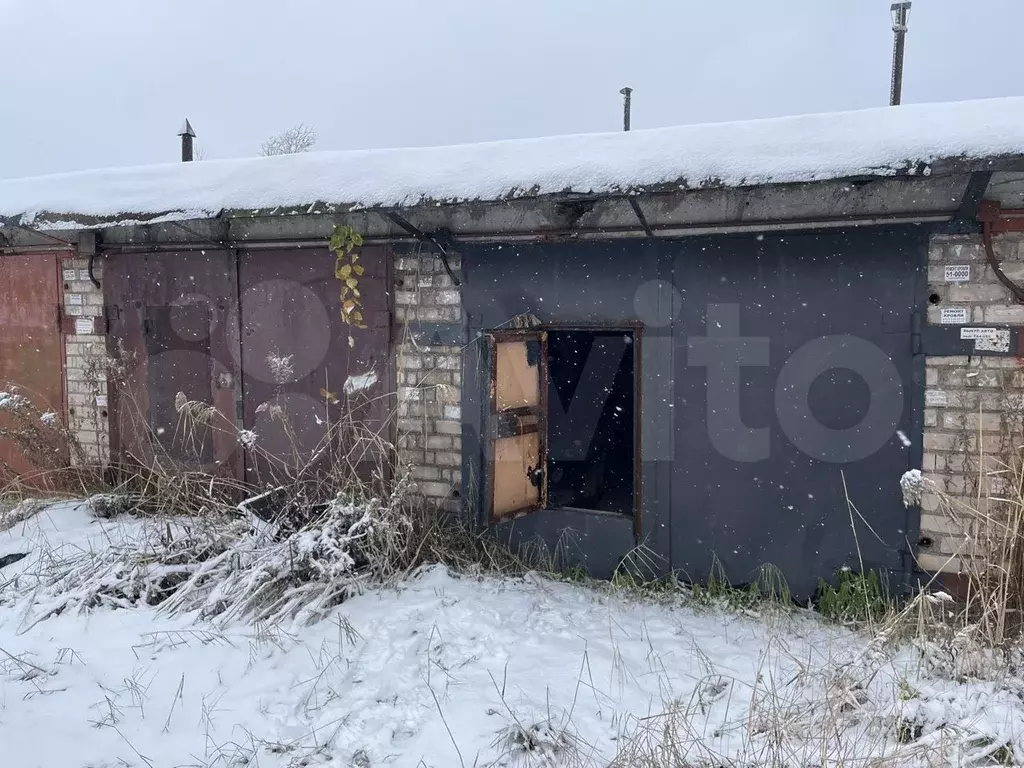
(178, 118), (196, 162)
(619, 87), (633, 132)
(890, 2), (912, 106)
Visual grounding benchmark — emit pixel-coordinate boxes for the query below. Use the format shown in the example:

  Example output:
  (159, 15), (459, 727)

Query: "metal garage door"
(103, 250), (241, 478)
(0, 253), (65, 480)
(237, 246), (391, 488)
(671, 228), (923, 596)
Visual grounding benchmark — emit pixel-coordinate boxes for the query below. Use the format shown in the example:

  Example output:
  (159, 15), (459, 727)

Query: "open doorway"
(546, 330), (636, 514)
(485, 327), (637, 522)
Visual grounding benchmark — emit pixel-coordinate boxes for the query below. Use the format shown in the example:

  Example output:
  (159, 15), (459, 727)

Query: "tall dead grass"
(2, 348), (533, 631)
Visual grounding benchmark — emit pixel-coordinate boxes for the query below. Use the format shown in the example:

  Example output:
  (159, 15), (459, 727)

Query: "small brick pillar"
(61, 256), (110, 465)
(393, 248), (463, 509)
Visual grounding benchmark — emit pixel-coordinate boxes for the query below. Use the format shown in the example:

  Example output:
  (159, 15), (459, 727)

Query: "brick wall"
(393, 248), (463, 509)
(919, 233), (1024, 573)
(61, 256), (109, 464)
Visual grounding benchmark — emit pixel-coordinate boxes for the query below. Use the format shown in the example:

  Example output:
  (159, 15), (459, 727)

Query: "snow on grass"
(0, 499), (147, 583)
(1, 502), (1023, 767)
(0, 389), (31, 413)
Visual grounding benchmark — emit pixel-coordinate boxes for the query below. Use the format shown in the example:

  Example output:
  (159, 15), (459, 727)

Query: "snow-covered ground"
(2, 502), (1023, 768)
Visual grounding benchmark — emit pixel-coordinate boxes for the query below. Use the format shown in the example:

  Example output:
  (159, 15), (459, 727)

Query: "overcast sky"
(1, 0), (1021, 180)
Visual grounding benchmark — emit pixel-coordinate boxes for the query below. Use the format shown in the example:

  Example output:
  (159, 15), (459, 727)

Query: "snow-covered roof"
(2, 96), (1024, 231)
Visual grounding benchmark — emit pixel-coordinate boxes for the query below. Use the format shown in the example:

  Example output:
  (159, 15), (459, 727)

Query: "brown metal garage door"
(104, 245), (391, 490)
(238, 245), (391, 489)
(103, 250), (242, 478)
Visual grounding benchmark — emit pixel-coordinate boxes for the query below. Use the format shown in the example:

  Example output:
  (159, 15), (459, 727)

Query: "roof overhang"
(4, 166), (1024, 252)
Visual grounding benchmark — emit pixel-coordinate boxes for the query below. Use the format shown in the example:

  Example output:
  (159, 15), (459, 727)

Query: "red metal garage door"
(0, 253), (65, 480)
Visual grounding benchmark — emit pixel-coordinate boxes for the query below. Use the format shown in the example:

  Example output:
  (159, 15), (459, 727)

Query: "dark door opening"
(546, 330), (635, 514)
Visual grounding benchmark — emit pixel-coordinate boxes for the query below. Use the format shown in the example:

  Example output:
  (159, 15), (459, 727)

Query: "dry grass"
(603, 416), (1024, 768)
(1, 347), (532, 633)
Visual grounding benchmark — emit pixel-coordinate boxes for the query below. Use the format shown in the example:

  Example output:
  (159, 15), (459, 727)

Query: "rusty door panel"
(238, 246), (390, 488)
(103, 250), (241, 476)
(495, 341), (540, 410)
(0, 253), (65, 479)
(493, 433), (540, 517)
(488, 333), (547, 520)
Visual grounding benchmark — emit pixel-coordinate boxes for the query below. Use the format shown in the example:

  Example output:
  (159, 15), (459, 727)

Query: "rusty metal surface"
(103, 250), (241, 477)
(978, 200), (1024, 233)
(0, 253), (65, 477)
(488, 332), (548, 521)
(238, 246), (390, 488)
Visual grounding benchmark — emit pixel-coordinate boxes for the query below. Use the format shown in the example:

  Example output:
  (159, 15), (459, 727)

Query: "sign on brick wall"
(944, 264), (971, 282)
(939, 307), (968, 324)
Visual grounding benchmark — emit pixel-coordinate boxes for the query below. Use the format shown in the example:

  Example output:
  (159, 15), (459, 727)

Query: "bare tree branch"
(260, 123), (318, 156)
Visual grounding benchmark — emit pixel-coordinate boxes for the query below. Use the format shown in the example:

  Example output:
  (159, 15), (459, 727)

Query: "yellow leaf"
(352, 288), (361, 299)
(345, 277), (358, 290)
(353, 264), (365, 275)
(320, 388), (339, 405)
(339, 263), (352, 278)
(343, 299), (357, 314)
(351, 253), (359, 263)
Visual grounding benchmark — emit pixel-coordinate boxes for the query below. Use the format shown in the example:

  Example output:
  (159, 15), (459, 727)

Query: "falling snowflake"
(896, 429), (911, 448)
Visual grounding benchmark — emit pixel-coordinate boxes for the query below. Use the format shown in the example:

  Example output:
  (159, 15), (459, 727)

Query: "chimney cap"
(178, 118), (196, 138)
(619, 87), (633, 96)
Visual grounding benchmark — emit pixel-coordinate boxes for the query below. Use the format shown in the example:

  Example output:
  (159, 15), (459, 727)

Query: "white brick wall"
(62, 257), (109, 464)
(394, 250), (463, 509)
(920, 233), (1024, 574)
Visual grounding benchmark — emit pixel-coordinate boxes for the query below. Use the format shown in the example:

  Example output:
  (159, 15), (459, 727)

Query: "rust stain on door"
(489, 332), (548, 520)
(0, 253), (65, 479)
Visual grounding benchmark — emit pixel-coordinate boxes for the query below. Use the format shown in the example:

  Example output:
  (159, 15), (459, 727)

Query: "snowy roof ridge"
(3, 96), (1024, 229)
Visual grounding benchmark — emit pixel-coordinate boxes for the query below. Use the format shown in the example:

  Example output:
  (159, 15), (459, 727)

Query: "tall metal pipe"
(179, 118), (196, 162)
(619, 87), (633, 131)
(890, 2), (912, 106)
